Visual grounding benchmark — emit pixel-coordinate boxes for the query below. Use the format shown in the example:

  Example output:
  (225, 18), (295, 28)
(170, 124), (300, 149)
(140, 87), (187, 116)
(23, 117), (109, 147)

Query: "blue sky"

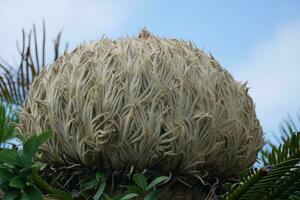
(1, 0), (300, 141)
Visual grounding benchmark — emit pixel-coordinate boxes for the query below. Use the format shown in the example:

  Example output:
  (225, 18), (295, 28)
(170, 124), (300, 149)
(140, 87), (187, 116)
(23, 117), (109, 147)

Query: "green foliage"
(129, 173), (169, 199)
(78, 173), (169, 200)
(262, 115), (300, 165)
(79, 172), (107, 200)
(0, 131), (72, 200)
(223, 158), (300, 200)
(0, 101), (18, 148)
(0, 132), (50, 199)
(23, 130), (52, 158)
(262, 131), (300, 166)
(223, 114), (300, 200)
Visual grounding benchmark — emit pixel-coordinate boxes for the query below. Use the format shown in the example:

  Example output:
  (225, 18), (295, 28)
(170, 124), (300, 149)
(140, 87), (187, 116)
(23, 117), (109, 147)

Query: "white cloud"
(0, 0), (139, 63)
(232, 20), (300, 140)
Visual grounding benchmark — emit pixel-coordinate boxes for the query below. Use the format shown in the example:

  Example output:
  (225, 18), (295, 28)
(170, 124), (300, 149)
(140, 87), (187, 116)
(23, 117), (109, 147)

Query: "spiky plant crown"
(17, 29), (264, 183)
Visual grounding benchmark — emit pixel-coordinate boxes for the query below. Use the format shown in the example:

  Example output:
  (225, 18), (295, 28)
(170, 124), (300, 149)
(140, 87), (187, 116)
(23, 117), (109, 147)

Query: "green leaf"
(103, 193), (112, 200)
(126, 186), (144, 196)
(23, 131), (52, 157)
(46, 193), (73, 200)
(262, 114), (300, 166)
(17, 150), (33, 168)
(30, 162), (47, 170)
(144, 190), (161, 200)
(36, 131), (52, 146)
(0, 150), (22, 166)
(104, 194), (123, 200)
(22, 186), (43, 200)
(93, 182), (106, 200)
(0, 101), (17, 144)
(96, 172), (105, 182)
(145, 176), (168, 191)
(224, 158), (300, 200)
(133, 173), (147, 190)
(81, 175), (97, 190)
(23, 135), (38, 157)
(9, 176), (26, 188)
(120, 193), (139, 200)
(0, 167), (14, 181)
(18, 161), (47, 175)
(3, 188), (21, 200)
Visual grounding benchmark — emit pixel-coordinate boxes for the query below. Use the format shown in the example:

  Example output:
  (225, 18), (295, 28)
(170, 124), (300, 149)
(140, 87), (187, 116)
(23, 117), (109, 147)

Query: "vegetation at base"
(0, 131), (72, 200)
(0, 113), (298, 199)
(79, 172), (169, 200)
(0, 127), (171, 200)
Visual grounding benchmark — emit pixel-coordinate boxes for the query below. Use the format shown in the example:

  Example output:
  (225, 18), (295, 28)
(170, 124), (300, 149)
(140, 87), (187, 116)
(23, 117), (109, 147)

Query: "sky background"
(1, 0), (300, 142)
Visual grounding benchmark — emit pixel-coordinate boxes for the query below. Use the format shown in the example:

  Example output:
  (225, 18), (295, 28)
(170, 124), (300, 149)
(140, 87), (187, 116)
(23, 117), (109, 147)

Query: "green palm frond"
(0, 21), (65, 106)
(261, 112), (300, 165)
(0, 100), (18, 147)
(223, 112), (300, 200)
(262, 131), (300, 165)
(224, 158), (300, 200)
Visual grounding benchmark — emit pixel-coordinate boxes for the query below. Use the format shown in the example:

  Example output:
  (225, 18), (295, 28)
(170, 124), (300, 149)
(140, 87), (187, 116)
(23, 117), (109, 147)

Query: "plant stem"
(32, 173), (73, 200)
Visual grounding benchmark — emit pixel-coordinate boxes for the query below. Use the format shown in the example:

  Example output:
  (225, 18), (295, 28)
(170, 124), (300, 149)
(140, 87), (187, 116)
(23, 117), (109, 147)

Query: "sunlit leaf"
(120, 193), (139, 200)
(22, 186), (43, 200)
(9, 176), (26, 188)
(23, 131), (52, 157)
(133, 174), (147, 190)
(0, 167), (14, 181)
(0, 150), (22, 166)
(145, 176), (168, 191)
(93, 182), (106, 200)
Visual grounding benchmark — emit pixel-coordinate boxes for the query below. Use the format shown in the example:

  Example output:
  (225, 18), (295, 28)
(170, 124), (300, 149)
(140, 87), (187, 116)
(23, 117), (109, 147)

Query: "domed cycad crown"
(18, 30), (264, 180)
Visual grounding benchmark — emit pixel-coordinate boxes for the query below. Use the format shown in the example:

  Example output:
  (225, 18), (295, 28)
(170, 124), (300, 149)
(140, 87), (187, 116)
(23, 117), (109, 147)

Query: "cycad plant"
(16, 29), (263, 199)
(0, 25), (299, 200)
